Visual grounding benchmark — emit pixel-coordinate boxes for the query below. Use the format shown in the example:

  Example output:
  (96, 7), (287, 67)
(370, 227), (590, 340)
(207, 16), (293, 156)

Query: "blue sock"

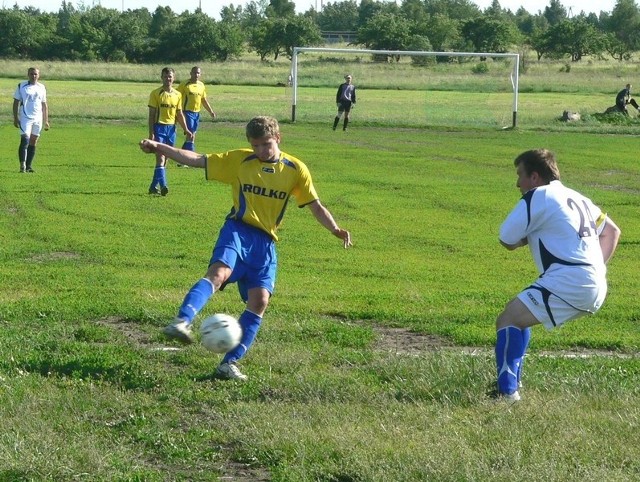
(149, 166), (163, 190)
(222, 310), (262, 364)
(177, 278), (214, 323)
(159, 166), (167, 188)
(495, 326), (525, 395)
(182, 141), (195, 151)
(518, 327), (531, 386)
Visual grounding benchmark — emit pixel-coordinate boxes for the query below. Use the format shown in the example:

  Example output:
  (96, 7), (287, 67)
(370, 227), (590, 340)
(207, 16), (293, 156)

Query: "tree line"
(1, 0), (638, 64)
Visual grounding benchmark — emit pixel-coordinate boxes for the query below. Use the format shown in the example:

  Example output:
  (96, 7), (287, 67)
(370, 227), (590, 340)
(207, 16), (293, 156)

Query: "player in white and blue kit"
(496, 149), (621, 400)
(13, 67), (49, 173)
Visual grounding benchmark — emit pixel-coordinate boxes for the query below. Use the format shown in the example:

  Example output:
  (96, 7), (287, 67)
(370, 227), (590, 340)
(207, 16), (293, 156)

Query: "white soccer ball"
(200, 314), (242, 354)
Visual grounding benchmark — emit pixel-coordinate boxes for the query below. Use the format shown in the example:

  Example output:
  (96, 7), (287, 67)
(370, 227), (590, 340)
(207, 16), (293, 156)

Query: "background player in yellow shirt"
(147, 67), (192, 195)
(177, 66), (216, 152)
(139, 116), (352, 380)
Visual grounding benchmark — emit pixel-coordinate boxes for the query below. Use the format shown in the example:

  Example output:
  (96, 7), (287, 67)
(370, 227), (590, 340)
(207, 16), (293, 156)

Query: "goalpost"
(290, 47), (520, 128)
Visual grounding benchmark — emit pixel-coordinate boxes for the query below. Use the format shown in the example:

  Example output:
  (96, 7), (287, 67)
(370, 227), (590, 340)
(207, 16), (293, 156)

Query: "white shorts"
(517, 282), (603, 330)
(20, 117), (43, 138)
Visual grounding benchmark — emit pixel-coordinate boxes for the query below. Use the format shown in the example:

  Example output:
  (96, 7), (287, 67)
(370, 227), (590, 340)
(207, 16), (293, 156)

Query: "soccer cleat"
(500, 391), (521, 401)
(160, 186), (169, 196)
(163, 318), (194, 344)
(19, 163), (26, 173)
(489, 387), (521, 402)
(26, 168), (35, 173)
(148, 187), (160, 195)
(215, 362), (248, 381)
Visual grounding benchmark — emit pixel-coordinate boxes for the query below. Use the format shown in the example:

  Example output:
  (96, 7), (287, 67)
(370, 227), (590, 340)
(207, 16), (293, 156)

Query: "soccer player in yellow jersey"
(177, 66), (216, 152)
(140, 116), (352, 380)
(147, 67), (192, 196)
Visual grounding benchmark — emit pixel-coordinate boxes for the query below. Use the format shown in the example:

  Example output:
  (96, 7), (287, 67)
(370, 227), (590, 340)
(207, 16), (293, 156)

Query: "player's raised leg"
(163, 277), (215, 343)
(164, 258), (232, 344)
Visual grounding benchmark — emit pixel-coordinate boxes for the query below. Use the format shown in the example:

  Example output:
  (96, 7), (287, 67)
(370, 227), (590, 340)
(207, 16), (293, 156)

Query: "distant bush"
(471, 62), (489, 74)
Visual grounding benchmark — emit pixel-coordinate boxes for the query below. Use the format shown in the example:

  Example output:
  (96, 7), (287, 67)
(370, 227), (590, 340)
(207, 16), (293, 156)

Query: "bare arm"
(599, 218), (621, 263)
(500, 238), (528, 250)
(307, 200), (352, 248)
(202, 97), (216, 119)
(42, 101), (49, 130)
(140, 139), (206, 168)
(148, 106), (156, 139)
(13, 99), (19, 127)
(176, 109), (193, 139)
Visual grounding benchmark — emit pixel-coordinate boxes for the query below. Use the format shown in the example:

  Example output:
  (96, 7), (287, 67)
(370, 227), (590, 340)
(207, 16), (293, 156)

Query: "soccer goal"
(289, 47), (520, 129)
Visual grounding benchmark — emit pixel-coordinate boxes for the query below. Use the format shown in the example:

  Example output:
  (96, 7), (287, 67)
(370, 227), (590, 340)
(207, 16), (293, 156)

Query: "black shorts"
(338, 101), (353, 113)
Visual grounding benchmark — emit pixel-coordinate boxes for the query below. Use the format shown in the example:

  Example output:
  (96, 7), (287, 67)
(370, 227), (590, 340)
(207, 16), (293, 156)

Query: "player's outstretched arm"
(139, 139), (206, 168)
(307, 200), (352, 248)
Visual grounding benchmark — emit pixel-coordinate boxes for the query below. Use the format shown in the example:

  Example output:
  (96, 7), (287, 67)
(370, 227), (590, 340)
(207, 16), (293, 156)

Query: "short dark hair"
(514, 149), (561, 184)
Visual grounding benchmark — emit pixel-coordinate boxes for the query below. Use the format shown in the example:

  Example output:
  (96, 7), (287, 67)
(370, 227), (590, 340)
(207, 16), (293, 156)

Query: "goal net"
(289, 47), (520, 129)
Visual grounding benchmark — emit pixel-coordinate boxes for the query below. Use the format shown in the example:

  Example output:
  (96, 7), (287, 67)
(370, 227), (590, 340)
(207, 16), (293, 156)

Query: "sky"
(2, 0), (618, 20)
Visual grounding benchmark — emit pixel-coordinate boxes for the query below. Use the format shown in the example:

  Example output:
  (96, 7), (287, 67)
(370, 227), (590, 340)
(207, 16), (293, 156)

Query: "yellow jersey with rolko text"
(178, 80), (207, 112)
(148, 88), (183, 125)
(205, 149), (319, 241)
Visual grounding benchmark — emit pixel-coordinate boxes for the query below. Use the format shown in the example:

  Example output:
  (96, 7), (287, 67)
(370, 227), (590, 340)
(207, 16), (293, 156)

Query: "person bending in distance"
(496, 149), (621, 401)
(615, 83), (640, 115)
(140, 116), (352, 381)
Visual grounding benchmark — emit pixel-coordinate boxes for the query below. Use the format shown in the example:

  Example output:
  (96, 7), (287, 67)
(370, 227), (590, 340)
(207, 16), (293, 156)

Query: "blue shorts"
(153, 123), (176, 146)
(210, 219), (277, 302)
(184, 111), (200, 134)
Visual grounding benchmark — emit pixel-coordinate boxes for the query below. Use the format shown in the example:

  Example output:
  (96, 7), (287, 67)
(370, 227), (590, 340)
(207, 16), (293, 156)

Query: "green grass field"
(1, 61), (640, 480)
